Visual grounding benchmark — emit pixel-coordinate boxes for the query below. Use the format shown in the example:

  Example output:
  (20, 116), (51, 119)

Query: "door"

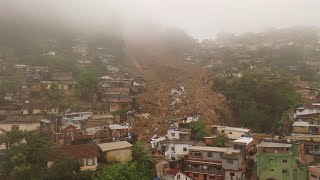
(204, 174), (207, 180)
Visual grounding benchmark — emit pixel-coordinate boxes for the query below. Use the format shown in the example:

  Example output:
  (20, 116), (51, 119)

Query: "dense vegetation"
(0, 130), (154, 180)
(213, 71), (304, 133)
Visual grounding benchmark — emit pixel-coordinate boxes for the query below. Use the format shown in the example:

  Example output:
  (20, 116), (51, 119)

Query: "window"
(311, 174), (317, 178)
(209, 175), (215, 179)
(11, 125), (19, 130)
(172, 133), (175, 137)
(229, 132), (232, 134)
(183, 147), (187, 152)
(194, 173), (199, 177)
(191, 152), (201, 157)
(282, 159), (287, 163)
(87, 159), (95, 166)
(227, 159), (233, 164)
(177, 174), (180, 179)
(207, 152), (213, 157)
(221, 130), (225, 133)
(171, 146), (175, 151)
(282, 169), (287, 173)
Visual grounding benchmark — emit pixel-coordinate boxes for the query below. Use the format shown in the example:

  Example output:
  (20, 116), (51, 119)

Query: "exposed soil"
(124, 50), (239, 141)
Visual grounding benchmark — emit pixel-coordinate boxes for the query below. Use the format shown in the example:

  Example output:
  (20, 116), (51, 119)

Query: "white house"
(0, 115), (43, 134)
(160, 168), (193, 180)
(163, 140), (205, 161)
(212, 125), (251, 140)
(295, 104), (320, 117)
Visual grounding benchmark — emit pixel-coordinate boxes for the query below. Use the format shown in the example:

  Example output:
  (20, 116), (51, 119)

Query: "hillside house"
(222, 151), (246, 180)
(109, 124), (129, 140)
(98, 141), (133, 163)
(162, 140), (204, 161)
(212, 125), (251, 140)
(292, 121), (319, 135)
(256, 141), (307, 180)
(0, 115), (44, 134)
(0, 104), (21, 115)
(132, 77), (145, 93)
(48, 144), (99, 171)
(160, 168), (193, 180)
(107, 95), (132, 112)
(184, 146), (240, 180)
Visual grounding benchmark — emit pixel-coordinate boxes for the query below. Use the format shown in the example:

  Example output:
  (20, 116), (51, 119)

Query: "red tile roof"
(49, 144), (99, 160)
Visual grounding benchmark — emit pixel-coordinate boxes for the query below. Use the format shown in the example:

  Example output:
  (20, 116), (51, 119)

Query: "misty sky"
(2, 0), (320, 39)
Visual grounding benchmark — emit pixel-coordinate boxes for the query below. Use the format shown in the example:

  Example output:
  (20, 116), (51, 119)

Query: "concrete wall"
(292, 126), (309, 134)
(167, 129), (180, 140)
(105, 147), (132, 163)
(0, 123), (40, 134)
(224, 170), (242, 180)
(161, 173), (193, 180)
(165, 143), (190, 160)
(222, 158), (241, 170)
(80, 158), (98, 171)
(224, 130), (246, 140)
(257, 153), (307, 180)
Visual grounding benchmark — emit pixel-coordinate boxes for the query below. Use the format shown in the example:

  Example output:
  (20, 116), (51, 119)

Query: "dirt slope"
(124, 51), (239, 141)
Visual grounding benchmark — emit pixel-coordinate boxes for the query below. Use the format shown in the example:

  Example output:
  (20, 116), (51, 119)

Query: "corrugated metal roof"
(98, 141), (132, 152)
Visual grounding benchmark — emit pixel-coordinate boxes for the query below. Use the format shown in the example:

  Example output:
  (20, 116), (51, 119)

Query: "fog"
(1, 0), (320, 39)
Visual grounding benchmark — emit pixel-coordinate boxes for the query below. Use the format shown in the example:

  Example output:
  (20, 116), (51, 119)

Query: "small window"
(282, 159), (287, 163)
(79, 159), (85, 166)
(87, 159), (94, 166)
(282, 169), (287, 173)
(171, 146), (175, 151)
(229, 132), (232, 134)
(227, 159), (233, 164)
(209, 176), (215, 179)
(177, 174), (180, 179)
(207, 152), (213, 157)
(172, 133), (175, 137)
(194, 173), (199, 177)
(221, 130), (225, 133)
(183, 147), (187, 152)
(12, 125), (19, 131)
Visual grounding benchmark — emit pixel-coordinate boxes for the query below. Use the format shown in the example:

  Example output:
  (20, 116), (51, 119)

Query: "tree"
(44, 156), (94, 180)
(189, 120), (209, 140)
(95, 141), (155, 180)
(0, 131), (51, 179)
(77, 70), (99, 102)
(213, 133), (229, 147)
(47, 83), (62, 101)
(132, 141), (155, 180)
(213, 71), (304, 133)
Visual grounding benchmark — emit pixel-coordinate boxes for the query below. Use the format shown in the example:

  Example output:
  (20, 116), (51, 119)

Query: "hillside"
(123, 50), (239, 141)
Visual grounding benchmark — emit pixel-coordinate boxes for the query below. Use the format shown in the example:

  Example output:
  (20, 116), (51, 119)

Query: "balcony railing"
(184, 166), (223, 176)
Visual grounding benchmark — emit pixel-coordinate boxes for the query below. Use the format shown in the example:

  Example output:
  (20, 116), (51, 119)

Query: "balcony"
(184, 166), (223, 176)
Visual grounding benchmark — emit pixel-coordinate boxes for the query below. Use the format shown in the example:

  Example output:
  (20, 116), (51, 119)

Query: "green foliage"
(189, 119), (209, 140)
(213, 71), (304, 133)
(213, 133), (229, 147)
(44, 156), (94, 180)
(0, 80), (21, 96)
(47, 83), (62, 102)
(0, 131), (51, 179)
(76, 70), (99, 102)
(0, 130), (26, 149)
(96, 141), (155, 180)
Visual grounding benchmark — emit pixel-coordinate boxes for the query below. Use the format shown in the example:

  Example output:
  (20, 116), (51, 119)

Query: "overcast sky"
(1, 0), (320, 39)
